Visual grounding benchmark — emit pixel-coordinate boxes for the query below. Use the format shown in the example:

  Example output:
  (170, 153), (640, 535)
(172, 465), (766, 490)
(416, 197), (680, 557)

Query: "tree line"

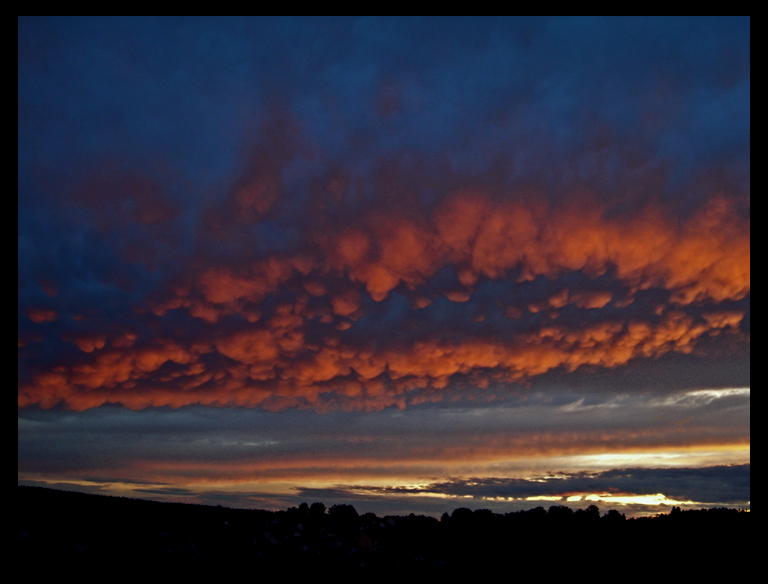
(17, 486), (750, 573)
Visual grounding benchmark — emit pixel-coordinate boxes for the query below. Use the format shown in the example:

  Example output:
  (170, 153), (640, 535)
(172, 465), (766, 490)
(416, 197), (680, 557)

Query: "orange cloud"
(147, 191), (747, 326)
(27, 309), (58, 323)
(330, 289), (362, 316)
(573, 290), (613, 309)
(73, 335), (107, 353)
(315, 191), (747, 305)
(18, 304), (745, 411)
(19, 190), (749, 412)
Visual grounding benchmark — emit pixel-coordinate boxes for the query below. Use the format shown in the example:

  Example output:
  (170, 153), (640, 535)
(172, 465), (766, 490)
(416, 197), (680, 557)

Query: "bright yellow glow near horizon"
(582, 493), (698, 506)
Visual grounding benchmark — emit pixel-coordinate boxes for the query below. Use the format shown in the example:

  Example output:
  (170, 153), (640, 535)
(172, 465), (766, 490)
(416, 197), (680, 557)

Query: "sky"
(18, 17), (749, 517)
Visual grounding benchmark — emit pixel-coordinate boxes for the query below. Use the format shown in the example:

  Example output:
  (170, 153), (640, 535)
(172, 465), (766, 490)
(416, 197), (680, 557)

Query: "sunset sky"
(18, 17), (749, 516)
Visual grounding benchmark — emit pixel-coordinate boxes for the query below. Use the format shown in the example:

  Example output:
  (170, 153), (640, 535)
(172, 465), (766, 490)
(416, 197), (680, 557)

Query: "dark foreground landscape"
(17, 486), (749, 573)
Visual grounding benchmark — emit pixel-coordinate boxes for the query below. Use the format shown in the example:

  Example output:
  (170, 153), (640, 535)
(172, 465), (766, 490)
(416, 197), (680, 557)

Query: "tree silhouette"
(309, 502), (325, 516)
(328, 504), (358, 529)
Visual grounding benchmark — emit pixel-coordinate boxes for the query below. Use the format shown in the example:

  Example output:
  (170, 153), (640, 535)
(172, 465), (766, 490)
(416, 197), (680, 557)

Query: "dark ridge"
(17, 486), (750, 574)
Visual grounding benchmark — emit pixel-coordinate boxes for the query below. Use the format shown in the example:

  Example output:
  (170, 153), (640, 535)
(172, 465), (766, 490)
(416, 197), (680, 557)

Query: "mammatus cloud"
(19, 188), (748, 411)
(18, 18), (749, 415)
(155, 191), (748, 310)
(25, 309), (59, 324)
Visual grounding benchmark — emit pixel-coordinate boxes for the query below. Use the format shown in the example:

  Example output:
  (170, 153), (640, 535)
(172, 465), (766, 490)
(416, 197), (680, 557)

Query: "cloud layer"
(19, 184), (749, 411)
(18, 390), (749, 515)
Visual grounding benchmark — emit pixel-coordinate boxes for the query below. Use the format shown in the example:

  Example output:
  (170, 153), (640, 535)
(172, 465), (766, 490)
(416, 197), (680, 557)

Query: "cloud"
(18, 388), (749, 483)
(18, 287), (748, 411)
(18, 181), (749, 412)
(366, 464), (750, 505)
(26, 309), (58, 324)
(18, 18), (749, 416)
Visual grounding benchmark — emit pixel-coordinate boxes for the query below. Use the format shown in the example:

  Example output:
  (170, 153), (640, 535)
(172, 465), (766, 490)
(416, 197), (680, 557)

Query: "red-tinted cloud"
(26, 308), (59, 323)
(19, 303), (746, 411)
(18, 183), (749, 412)
(179, 191), (748, 312)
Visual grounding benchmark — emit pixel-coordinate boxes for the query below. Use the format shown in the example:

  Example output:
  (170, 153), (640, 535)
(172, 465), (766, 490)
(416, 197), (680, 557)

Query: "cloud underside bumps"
(19, 191), (748, 411)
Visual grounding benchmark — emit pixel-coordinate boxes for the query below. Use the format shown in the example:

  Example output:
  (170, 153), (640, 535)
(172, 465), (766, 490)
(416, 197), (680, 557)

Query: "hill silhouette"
(17, 485), (749, 574)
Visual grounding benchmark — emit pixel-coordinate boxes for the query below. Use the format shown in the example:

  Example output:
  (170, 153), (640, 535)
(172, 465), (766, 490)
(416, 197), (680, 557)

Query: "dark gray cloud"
(360, 464), (750, 504)
(19, 388), (749, 484)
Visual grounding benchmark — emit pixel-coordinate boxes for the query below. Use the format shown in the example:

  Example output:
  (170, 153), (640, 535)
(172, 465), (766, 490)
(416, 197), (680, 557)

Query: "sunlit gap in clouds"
(568, 493), (697, 506)
(542, 447), (750, 472)
(278, 385), (747, 515)
(648, 387), (750, 406)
